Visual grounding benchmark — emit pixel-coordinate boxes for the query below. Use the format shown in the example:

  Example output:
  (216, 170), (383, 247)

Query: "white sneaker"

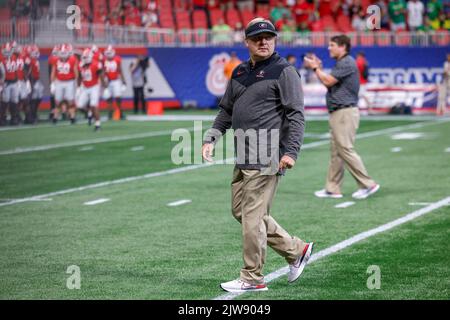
(288, 242), (314, 283)
(314, 189), (343, 199)
(352, 184), (380, 200)
(220, 279), (268, 293)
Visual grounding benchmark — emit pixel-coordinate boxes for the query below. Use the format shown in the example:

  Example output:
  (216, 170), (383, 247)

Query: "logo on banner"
(206, 52), (230, 97)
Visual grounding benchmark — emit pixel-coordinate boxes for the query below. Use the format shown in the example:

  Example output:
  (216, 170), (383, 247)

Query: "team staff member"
(202, 18), (314, 293)
(304, 35), (380, 200)
(51, 43), (78, 124)
(103, 45), (126, 120)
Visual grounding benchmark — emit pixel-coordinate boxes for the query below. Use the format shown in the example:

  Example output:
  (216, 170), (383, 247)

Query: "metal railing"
(0, 19), (449, 47)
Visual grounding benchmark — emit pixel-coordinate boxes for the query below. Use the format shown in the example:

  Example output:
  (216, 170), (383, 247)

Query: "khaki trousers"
(231, 166), (306, 285)
(437, 80), (449, 115)
(325, 107), (375, 194)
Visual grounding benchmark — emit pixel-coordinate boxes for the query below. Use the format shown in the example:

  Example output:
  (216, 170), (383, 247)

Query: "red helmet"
(29, 44), (40, 59)
(52, 44), (60, 56)
(59, 44), (71, 60)
(81, 48), (93, 64)
(104, 45), (115, 59)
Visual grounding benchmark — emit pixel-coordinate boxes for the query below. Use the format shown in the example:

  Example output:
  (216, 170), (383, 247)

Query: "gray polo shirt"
(326, 54), (360, 113)
(204, 52), (305, 173)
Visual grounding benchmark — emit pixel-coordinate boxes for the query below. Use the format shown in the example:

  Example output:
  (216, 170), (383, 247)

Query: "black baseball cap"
(245, 20), (278, 39)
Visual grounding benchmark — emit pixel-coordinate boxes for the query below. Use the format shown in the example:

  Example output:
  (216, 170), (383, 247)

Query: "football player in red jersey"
(48, 44), (60, 120)
(103, 45), (126, 120)
(14, 44), (30, 124)
(0, 42), (20, 125)
(77, 48), (104, 131)
(51, 43), (79, 124)
(26, 45), (43, 124)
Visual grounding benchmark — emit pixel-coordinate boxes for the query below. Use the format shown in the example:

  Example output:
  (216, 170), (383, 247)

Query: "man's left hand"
(279, 155), (296, 170)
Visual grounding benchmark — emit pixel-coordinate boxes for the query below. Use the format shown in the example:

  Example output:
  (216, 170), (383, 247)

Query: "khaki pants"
(437, 80), (449, 115)
(231, 166), (306, 285)
(325, 107), (375, 194)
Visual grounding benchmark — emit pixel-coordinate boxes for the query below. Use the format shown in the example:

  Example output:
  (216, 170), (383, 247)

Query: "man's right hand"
(202, 143), (214, 162)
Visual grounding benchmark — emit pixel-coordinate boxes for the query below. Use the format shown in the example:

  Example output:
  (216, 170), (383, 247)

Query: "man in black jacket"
(202, 18), (314, 293)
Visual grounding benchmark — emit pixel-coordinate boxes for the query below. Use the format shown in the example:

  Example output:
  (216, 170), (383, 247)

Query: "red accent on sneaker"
(302, 243), (309, 257)
(255, 284), (267, 289)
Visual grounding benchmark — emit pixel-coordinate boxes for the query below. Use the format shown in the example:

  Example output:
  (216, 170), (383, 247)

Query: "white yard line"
(0, 198), (52, 202)
(131, 146), (145, 151)
(167, 199), (192, 207)
(334, 201), (355, 208)
(84, 198), (110, 206)
(1, 120), (448, 208)
(445, 147), (450, 153)
(0, 127), (196, 155)
(391, 147), (402, 153)
(214, 196), (450, 300)
(79, 146), (94, 151)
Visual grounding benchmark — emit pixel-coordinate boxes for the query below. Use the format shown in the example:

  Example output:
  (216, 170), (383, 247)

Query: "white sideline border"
(0, 127), (197, 155)
(214, 196), (450, 300)
(0, 119), (448, 208)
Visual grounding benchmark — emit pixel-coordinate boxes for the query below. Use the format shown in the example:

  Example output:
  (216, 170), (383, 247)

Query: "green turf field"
(0, 114), (449, 300)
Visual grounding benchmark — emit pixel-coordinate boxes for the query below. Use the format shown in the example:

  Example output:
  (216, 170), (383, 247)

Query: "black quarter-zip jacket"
(204, 52), (305, 173)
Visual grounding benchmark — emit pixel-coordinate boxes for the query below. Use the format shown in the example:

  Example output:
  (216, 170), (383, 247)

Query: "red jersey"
(356, 56), (368, 85)
(55, 55), (77, 81)
(0, 56), (17, 81)
(15, 54), (26, 80)
(104, 56), (122, 81)
(93, 51), (104, 64)
(79, 60), (102, 87)
(29, 58), (40, 80)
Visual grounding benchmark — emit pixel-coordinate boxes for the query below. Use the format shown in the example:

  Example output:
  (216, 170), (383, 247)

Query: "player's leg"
(31, 80), (44, 124)
(112, 80), (125, 119)
(90, 85), (101, 131)
(65, 80), (76, 124)
(8, 82), (20, 125)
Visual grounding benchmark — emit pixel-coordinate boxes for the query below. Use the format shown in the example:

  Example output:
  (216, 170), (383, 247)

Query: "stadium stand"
(0, 0), (448, 46)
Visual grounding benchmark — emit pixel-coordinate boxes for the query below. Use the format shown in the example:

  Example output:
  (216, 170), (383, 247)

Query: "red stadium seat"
(336, 13), (353, 32)
(311, 33), (326, 46)
(0, 8), (12, 38)
(76, 0), (91, 14)
(192, 10), (208, 29)
(194, 28), (208, 45)
(376, 31), (391, 46)
(240, 9), (254, 26)
(175, 11), (192, 30)
(395, 32), (411, 46)
(255, 6), (270, 20)
(178, 29), (192, 44)
(225, 8), (242, 28)
(16, 18), (30, 39)
(359, 33), (375, 46)
(432, 31), (450, 46)
(321, 15), (337, 32)
(210, 8), (225, 26)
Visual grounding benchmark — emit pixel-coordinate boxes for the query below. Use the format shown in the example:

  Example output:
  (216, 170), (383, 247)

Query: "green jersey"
(427, 0), (443, 21)
(388, 0), (407, 24)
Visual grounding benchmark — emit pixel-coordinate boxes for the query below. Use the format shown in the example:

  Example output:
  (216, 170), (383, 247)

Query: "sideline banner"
(39, 46), (448, 112)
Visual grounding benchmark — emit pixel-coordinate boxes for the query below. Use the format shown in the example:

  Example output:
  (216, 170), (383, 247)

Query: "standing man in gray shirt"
(202, 18), (314, 293)
(304, 34), (380, 200)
